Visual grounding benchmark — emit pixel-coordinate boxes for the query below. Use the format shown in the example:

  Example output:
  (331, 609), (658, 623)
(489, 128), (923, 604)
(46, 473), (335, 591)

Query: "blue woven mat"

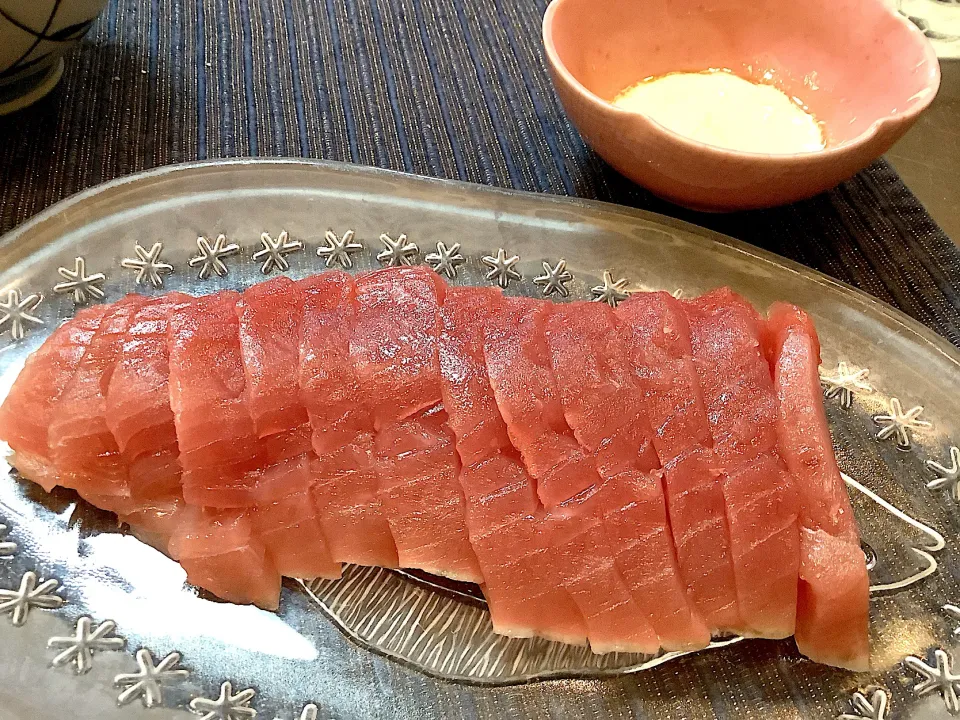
(0, 0), (957, 346)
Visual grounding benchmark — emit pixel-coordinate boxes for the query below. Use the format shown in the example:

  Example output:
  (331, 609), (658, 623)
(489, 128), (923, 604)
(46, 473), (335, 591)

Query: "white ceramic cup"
(0, 0), (109, 114)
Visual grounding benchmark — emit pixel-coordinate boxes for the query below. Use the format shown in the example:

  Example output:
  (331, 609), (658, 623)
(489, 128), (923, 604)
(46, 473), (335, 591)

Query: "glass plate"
(0, 159), (957, 720)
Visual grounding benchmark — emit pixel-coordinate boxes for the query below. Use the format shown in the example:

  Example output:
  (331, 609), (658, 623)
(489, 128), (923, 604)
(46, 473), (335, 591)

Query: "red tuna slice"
(482, 296), (599, 507)
(117, 494), (188, 556)
(169, 507), (282, 610)
(766, 302), (869, 671)
(616, 292), (741, 634)
(49, 295), (149, 500)
(438, 286), (587, 644)
(299, 272), (397, 568)
(351, 266), (450, 426)
(0, 304), (109, 491)
(236, 275), (316, 470)
(251, 456), (341, 580)
(484, 296), (659, 654)
(374, 404), (483, 582)
(461, 460), (589, 645)
(107, 292), (193, 501)
(236, 275), (339, 578)
(684, 290), (800, 639)
(236, 275), (310, 444)
(543, 302), (659, 475)
(352, 267), (481, 582)
(545, 302), (710, 651)
(168, 291), (265, 507)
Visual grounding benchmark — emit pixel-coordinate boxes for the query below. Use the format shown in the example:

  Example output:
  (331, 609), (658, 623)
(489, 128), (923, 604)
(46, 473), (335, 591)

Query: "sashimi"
(438, 286), (588, 644)
(352, 267), (481, 583)
(545, 302), (711, 651)
(168, 291), (264, 508)
(107, 292), (193, 502)
(236, 276), (310, 443)
(169, 507), (282, 610)
(484, 296), (660, 654)
(0, 269), (870, 669)
(765, 303), (870, 671)
(616, 292), (742, 634)
(237, 277), (340, 580)
(299, 272), (399, 569)
(251, 458), (340, 581)
(0, 304), (109, 490)
(49, 294), (148, 507)
(684, 290), (800, 639)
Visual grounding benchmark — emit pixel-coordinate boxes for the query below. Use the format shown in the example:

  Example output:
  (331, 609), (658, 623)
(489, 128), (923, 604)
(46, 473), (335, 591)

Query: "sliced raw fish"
(168, 291), (264, 507)
(483, 297), (599, 508)
(236, 276), (340, 579)
(0, 270), (871, 668)
(684, 290), (800, 639)
(0, 304), (109, 490)
(545, 302), (711, 651)
(765, 303), (870, 671)
(439, 286), (587, 644)
(117, 494), (188, 556)
(352, 267), (481, 582)
(616, 292), (742, 634)
(236, 276), (310, 443)
(169, 507), (282, 610)
(251, 457), (341, 580)
(299, 272), (399, 568)
(49, 294), (148, 502)
(107, 292), (193, 502)
(485, 296), (660, 654)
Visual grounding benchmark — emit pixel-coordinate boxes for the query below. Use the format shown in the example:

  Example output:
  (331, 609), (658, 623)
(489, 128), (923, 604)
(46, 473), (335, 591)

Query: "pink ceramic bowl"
(542, 0), (941, 211)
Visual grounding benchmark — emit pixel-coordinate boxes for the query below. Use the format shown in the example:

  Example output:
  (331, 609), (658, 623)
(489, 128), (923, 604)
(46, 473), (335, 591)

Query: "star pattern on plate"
(376, 233), (418, 267)
(590, 270), (630, 308)
(121, 242), (174, 288)
(905, 649), (960, 714)
(317, 229), (363, 269)
(0, 289), (43, 340)
(189, 235), (241, 280)
(0, 523), (15, 557)
(271, 704), (318, 720)
(53, 257), (106, 304)
(0, 571), (64, 626)
(189, 681), (257, 720)
(821, 362), (873, 409)
(533, 259), (573, 297)
(425, 241), (465, 279)
(873, 398), (932, 450)
(839, 689), (888, 720)
(927, 447), (960, 501)
(47, 616), (126, 674)
(944, 604), (960, 639)
(253, 231), (303, 275)
(296, 705), (319, 720)
(481, 248), (521, 289)
(114, 649), (189, 708)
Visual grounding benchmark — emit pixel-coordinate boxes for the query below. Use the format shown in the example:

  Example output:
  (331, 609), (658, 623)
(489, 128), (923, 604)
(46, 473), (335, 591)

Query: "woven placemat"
(0, 0), (956, 346)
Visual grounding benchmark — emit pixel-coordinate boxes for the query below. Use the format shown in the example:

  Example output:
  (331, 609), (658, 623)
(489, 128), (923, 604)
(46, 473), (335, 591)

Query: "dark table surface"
(888, 58), (960, 243)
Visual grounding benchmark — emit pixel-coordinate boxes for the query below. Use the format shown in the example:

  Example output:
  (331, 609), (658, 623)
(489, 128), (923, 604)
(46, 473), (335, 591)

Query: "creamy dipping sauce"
(613, 69), (824, 154)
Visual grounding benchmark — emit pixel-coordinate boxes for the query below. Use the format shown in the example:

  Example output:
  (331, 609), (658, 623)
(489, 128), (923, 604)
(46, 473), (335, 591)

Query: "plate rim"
(1, 156), (956, 372)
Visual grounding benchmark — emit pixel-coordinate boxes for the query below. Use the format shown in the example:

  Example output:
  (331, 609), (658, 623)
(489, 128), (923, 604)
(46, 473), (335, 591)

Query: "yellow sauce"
(613, 69), (825, 154)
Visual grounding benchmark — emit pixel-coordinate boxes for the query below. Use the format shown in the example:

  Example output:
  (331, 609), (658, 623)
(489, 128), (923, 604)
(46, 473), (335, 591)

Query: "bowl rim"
(541, 0), (942, 162)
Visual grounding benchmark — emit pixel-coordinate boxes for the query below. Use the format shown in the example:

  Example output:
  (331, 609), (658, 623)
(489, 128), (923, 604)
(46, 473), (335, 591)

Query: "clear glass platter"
(0, 159), (958, 719)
